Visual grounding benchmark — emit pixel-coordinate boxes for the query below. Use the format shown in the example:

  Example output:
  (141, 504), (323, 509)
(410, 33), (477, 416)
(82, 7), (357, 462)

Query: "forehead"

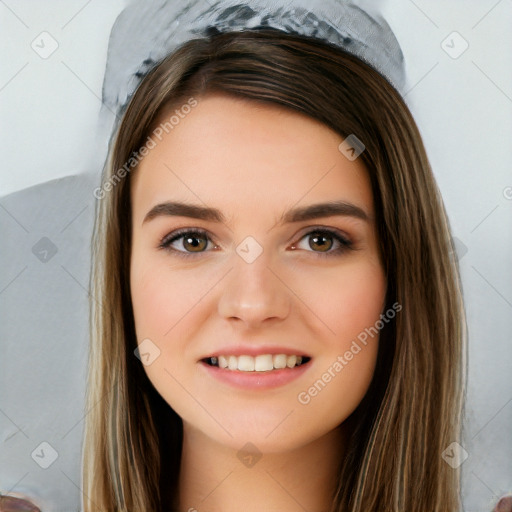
(130, 93), (373, 223)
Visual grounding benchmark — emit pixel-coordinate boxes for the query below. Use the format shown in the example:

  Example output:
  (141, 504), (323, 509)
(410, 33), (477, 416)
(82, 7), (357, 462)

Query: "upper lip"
(200, 345), (312, 360)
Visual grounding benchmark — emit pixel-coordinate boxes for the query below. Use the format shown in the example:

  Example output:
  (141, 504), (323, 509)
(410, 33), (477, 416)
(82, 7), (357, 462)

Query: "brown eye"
(308, 232), (334, 252)
(159, 229), (214, 257)
(292, 228), (353, 258)
(182, 233), (208, 252)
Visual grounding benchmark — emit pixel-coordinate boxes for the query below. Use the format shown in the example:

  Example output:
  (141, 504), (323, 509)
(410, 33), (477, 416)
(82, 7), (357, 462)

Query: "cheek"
(130, 264), (170, 339)
(130, 256), (199, 401)
(306, 258), (387, 346)
(130, 254), (205, 340)
(293, 261), (386, 432)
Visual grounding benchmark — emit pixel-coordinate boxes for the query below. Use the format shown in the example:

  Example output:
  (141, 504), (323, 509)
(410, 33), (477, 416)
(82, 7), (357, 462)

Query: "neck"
(177, 423), (348, 512)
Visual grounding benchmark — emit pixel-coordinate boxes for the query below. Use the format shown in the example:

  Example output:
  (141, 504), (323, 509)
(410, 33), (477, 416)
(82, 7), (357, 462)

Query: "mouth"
(201, 354), (311, 372)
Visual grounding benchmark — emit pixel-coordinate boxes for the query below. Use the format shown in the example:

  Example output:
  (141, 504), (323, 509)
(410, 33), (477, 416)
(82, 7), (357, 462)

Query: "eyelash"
(158, 227), (353, 260)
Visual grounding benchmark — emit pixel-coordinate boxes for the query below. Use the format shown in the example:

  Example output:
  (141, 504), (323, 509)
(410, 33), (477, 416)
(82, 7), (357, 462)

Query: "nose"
(217, 248), (291, 328)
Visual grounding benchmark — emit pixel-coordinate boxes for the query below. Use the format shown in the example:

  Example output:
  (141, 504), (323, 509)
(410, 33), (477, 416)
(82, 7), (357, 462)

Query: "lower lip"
(199, 361), (311, 390)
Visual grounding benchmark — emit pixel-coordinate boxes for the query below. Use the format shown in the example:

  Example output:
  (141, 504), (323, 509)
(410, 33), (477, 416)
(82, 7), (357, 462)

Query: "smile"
(203, 354), (310, 372)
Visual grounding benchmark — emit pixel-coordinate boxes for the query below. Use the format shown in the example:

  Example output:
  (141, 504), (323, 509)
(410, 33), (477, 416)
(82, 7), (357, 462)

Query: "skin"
(130, 93), (387, 512)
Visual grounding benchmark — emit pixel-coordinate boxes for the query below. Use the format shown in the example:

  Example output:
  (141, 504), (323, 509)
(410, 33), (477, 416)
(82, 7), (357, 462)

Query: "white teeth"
(254, 354), (273, 372)
(273, 354), (287, 369)
(209, 353), (306, 372)
(238, 355), (255, 371)
(286, 355), (297, 368)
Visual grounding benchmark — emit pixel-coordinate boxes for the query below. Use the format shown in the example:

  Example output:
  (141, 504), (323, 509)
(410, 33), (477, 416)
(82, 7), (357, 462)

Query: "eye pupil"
(309, 233), (333, 252)
(184, 235), (207, 252)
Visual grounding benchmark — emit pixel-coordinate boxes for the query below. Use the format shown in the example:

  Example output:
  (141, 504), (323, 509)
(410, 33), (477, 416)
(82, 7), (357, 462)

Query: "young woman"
(83, 29), (466, 511)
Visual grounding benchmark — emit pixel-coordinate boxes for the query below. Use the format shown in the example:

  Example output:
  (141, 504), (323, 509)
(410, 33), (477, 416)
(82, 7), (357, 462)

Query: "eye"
(158, 227), (353, 259)
(158, 228), (217, 258)
(291, 228), (353, 257)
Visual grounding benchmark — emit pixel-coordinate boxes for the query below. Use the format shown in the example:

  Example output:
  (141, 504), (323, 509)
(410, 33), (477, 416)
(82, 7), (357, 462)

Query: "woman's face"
(130, 93), (387, 452)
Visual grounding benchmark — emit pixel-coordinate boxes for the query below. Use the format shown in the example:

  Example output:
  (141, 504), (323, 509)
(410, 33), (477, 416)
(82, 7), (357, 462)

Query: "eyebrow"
(142, 200), (370, 225)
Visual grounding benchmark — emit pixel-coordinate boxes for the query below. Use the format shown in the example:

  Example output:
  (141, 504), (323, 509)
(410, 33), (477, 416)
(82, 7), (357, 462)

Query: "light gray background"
(1, 1), (511, 511)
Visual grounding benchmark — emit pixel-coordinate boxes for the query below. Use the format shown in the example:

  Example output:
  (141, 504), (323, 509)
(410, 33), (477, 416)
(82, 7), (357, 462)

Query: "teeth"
(286, 355), (297, 368)
(254, 354), (273, 371)
(208, 354), (306, 372)
(273, 354), (287, 369)
(238, 355), (255, 371)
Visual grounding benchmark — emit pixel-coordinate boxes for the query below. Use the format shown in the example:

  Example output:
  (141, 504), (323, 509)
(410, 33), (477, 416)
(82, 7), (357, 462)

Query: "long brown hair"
(83, 29), (466, 511)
